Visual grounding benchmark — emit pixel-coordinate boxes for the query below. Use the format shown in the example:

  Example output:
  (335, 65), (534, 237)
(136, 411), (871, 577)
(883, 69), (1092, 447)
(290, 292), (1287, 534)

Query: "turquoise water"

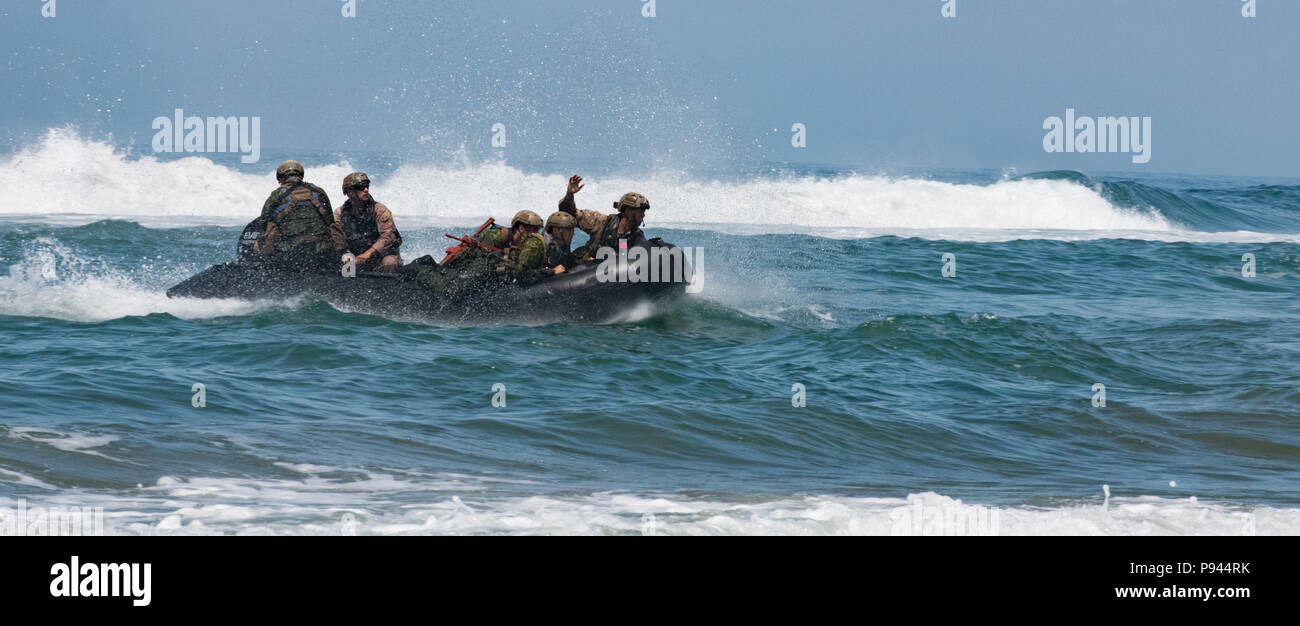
(1, 148), (1299, 534)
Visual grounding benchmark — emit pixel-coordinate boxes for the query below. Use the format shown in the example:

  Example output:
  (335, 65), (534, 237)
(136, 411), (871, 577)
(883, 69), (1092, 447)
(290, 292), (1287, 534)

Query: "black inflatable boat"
(165, 224), (693, 324)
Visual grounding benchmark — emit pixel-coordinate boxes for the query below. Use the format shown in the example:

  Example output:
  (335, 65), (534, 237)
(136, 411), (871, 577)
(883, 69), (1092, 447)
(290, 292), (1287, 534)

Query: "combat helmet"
(276, 160), (305, 182)
(343, 172), (371, 192)
(545, 211), (576, 231)
(614, 192), (650, 213)
(511, 210), (544, 230)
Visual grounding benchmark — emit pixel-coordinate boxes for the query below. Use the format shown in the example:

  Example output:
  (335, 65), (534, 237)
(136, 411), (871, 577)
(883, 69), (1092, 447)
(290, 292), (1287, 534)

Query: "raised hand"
(566, 175), (584, 197)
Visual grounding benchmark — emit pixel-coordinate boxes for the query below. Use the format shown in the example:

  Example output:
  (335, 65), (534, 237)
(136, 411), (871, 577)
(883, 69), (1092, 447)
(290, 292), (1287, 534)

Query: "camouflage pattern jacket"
(558, 196), (646, 262)
(256, 180), (345, 262)
(476, 226), (550, 285)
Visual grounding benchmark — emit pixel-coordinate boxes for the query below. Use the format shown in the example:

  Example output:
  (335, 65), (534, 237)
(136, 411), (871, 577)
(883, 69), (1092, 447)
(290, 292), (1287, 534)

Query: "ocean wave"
(0, 483), (1290, 536)
(0, 234), (290, 322)
(9, 127), (1299, 243)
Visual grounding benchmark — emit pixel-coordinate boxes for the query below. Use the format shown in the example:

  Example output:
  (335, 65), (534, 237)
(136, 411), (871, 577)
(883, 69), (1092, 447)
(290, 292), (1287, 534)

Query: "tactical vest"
(268, 182), (334, 245)
(593, 213), (622, 251)
(580, 213), (645, 259)
(339, 200), (402, 256)
(543, 231), (573, 267)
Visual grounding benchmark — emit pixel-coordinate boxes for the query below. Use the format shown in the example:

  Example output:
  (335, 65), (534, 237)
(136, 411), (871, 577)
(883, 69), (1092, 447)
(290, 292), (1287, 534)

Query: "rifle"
(441, 218), (502, 265)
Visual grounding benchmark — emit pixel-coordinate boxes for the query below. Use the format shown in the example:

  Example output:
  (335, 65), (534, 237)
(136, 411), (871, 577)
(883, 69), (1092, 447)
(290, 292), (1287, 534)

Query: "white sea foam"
(6, 128), (1298, 243)
(272, 463), (344, 475)
(0, 468), (57, 490)
(0, 477), (1292, 536)
(0, 236), (295, 322)
(8, 427), (121, 461)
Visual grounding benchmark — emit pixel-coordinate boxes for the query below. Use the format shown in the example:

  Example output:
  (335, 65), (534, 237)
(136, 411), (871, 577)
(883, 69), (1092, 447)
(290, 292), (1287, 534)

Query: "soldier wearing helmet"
(255, 160), (346, 270)
(334, 172), (404, 273)
(421, 209), (561, 291)
(543, 211), (578, 273)
(557, 175), (649, 263)
(472, 210), (557, 283)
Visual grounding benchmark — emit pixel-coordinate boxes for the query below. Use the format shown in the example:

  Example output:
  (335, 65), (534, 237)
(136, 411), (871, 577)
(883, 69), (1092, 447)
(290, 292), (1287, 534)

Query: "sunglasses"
(348, 184), (370, 191)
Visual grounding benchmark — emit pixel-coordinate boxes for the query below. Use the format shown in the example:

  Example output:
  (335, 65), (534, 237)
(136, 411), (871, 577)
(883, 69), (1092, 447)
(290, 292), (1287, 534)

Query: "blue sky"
(1, 0), (1295, 177)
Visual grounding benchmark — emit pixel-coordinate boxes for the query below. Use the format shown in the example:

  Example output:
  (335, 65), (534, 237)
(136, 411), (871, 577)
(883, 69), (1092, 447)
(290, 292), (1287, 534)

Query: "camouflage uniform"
(417, 225), (550, 296)
(334, 199), (403, 271)
(476, 226), (551, 284)
(559, 194), (647, 262)
(256, 179), (345, 271)
(543, 211), (578, 268)
(474, 225), (512, 249)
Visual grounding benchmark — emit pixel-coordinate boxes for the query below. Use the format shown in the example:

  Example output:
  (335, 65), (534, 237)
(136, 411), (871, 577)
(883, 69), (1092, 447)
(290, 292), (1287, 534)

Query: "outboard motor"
(236, 218), (261, 264)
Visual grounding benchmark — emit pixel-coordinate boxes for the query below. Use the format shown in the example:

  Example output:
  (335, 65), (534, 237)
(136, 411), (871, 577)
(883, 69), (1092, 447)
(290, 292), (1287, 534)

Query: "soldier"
(334, 172), (403, 273)
(255, 160), (346, 271)
(557, 175), (649, 263)
(543, 211), (578, 273)
(476, 210), (554, 284)
(420, 210), (559, 295)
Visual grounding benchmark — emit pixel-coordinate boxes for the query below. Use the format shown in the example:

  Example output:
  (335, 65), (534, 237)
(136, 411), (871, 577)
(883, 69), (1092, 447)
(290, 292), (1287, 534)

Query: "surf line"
(1043, 108), (1151, 164)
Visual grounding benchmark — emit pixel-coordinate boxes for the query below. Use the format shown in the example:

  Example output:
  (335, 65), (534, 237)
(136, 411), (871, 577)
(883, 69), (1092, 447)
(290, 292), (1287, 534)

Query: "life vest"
(339, 199), (402, 256)
(268, 182), (334, 244)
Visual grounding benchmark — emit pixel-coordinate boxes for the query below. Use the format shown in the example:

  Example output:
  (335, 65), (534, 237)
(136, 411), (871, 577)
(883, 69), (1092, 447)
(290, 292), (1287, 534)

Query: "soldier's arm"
(255, 188), (287, 253)
(313, 183), (334, 219)
(575, 210), (606, 237)
(312, 184), (347, 254)
(257, 188), (285, 230)
(369, 202), (398, 254)
(559, 174), (583, 214)
(571, 213), (610, 261)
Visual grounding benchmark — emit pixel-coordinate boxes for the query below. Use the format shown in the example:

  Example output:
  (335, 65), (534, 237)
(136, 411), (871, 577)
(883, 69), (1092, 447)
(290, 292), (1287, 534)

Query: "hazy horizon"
(2, 0), (1295, 178)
